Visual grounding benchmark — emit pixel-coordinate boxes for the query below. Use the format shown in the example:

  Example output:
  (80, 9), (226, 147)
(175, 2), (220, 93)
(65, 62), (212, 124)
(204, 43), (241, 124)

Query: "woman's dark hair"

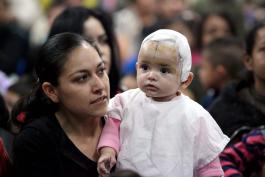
(49, 6), (120, 97)
(196, 11), (237, 49)
(11, 32), (91, 128)
(241, 20), (265, 86)
(245, 20), (265, 56)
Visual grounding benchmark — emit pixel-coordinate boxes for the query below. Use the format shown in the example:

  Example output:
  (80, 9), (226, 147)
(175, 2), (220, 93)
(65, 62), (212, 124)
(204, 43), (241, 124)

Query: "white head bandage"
(141, 29), (192, 82)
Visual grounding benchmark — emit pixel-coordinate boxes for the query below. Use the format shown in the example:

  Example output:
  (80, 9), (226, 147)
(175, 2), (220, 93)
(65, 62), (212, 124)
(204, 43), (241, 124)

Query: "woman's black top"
(209, 81), (265, 137)
(13, 115), (99, 177)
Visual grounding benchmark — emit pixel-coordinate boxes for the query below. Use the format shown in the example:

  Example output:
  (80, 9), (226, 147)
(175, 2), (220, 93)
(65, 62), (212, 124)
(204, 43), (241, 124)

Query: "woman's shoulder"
(23, 115), (59, 134)
(14, 115), (60, 150)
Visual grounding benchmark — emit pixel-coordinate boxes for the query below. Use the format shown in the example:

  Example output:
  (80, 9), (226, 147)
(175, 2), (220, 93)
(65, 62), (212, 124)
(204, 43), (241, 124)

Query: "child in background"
(199, 37), (244, 108)
(97, 29), (229, 177)
(189, 11), (239, 102)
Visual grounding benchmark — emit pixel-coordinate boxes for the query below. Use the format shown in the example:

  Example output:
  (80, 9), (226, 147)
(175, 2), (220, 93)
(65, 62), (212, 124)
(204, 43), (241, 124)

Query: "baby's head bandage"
(141, 29), (192, 82)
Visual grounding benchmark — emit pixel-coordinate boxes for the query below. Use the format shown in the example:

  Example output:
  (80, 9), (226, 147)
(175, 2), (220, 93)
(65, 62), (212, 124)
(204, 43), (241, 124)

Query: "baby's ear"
(180, 72), (194, 89)
(136, 62), (139, 69)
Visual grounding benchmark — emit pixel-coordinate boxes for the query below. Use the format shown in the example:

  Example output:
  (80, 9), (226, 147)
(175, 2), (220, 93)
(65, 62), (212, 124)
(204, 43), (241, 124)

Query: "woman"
(49, 6), (120, 98)
(208, 20), (265, 136)
(12, 32), (110, 177)
(197, 11), (237, 50)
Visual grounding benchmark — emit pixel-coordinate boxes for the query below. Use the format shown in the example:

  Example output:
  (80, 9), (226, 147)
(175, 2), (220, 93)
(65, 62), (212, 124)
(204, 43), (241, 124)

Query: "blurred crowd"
(0, 0), (265, 177)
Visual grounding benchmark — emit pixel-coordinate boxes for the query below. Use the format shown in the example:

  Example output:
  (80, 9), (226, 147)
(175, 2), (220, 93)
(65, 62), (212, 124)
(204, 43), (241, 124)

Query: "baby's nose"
(147, 70), (158, 81)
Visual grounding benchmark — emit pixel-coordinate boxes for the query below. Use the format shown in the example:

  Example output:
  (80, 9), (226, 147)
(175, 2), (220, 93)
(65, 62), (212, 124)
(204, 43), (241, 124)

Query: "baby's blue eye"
(140, 64), (149, 71)
(160, 68), (170, 74)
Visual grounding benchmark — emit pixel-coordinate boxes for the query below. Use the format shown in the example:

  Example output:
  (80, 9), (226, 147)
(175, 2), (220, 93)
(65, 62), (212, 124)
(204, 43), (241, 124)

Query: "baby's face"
(137, 41), (182, 101)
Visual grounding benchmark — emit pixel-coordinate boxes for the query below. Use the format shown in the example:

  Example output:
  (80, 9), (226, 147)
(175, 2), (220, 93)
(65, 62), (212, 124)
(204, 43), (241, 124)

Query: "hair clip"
(16, 112), (26, 123)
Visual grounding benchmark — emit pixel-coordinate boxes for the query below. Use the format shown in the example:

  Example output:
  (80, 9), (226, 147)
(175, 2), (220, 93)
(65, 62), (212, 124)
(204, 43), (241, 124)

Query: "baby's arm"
(98, 147), (116, 177)
(197, 157), (224, 177)
(97, 118), (121, 177)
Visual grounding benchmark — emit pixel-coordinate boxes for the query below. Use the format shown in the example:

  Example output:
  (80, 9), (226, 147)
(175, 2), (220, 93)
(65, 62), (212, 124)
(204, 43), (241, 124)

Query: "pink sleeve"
(97, 117), (121, 153)
(197, 157), (224, 177)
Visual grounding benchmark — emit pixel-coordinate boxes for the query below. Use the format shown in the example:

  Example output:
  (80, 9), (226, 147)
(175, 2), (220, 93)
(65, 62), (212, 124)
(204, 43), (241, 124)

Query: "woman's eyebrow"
(68, 61), (104, 77)
(68, 69), (89, 78)
(97, 61), (104, 68)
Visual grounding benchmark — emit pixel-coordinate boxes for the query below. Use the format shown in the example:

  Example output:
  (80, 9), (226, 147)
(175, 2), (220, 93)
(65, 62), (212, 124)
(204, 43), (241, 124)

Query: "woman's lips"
(90, 95), (107, 104)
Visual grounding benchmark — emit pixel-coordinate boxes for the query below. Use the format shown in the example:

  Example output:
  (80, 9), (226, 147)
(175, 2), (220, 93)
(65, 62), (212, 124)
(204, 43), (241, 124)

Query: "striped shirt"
(220, 127), (265, 177)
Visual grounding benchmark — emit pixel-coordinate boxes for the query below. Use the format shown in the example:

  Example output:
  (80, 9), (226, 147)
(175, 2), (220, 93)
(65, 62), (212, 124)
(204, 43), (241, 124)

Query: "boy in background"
(199, 37), (244, 108)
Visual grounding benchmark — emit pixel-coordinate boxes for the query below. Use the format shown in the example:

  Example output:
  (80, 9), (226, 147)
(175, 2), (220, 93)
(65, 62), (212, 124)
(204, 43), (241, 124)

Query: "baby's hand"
(97, 147), (117, 177)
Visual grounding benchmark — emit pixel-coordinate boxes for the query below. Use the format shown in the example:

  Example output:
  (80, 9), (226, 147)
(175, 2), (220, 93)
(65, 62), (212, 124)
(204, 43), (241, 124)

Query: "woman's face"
(83, 16), (111, 74)
(53, 42), (110, 118)
(249, 26), (265, 84)
(202, 15), (232, 47)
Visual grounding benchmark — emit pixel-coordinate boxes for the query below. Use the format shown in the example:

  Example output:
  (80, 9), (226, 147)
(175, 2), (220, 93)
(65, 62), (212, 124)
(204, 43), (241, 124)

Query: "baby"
(97, 29), (229, 177)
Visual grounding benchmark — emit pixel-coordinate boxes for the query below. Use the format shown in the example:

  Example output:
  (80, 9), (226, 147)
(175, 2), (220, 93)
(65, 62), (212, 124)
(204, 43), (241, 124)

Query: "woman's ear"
(42, 82), (59, 103)
(181, 72), (194, 89)
(243, 54), (253, 71)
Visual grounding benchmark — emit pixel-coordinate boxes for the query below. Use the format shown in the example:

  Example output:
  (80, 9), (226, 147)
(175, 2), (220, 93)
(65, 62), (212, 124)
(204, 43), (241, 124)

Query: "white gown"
(108, 88), (229, 177)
